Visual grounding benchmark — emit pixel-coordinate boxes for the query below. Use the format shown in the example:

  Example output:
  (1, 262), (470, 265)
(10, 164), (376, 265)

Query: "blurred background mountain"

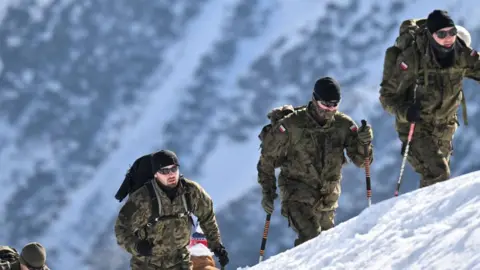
(1, 0), (479, 269)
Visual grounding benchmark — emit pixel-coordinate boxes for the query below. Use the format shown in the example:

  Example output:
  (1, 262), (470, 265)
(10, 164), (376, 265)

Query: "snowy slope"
(240, 171), (480, 270)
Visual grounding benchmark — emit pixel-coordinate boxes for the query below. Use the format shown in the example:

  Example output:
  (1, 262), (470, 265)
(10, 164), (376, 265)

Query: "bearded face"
(311, 95), (338, 122)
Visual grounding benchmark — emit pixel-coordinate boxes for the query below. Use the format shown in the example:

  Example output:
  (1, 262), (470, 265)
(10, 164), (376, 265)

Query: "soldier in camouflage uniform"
(379, 10), (480, 188)
(0, 242), (49, 270)
(115, 150), (229, 270)
(257, 77), (374, 246)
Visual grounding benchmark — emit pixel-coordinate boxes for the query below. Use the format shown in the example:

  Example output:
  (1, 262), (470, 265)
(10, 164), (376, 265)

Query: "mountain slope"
(2, 0), (480, 269)
(240, 171), (480, 270)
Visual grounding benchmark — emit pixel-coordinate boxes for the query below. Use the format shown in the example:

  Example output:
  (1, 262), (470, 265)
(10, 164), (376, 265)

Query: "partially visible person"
(0, 242), (49, 270)
(189, 224), (219, 270)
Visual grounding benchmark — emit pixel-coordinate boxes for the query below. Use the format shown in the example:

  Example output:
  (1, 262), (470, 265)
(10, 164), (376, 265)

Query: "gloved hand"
(135, 239), (153, 256)
(261, 192), (277, 214)
(357, 124), (373, 145)
(406, 102), (421, 123)
(213, 244), (229, 267)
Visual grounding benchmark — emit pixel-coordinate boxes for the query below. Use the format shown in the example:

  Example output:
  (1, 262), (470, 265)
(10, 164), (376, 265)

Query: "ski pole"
(394, 86), (417, 196)
(361, 120), (372, 207)
(394, 123), (415, 196)
(258, 214), (271, 263)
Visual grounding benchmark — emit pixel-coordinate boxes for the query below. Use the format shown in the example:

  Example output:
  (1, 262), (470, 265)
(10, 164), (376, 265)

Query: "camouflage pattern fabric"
(257, 102), (373, 245)
(115, 179), (222, 269)
(379, 25), (480, 187)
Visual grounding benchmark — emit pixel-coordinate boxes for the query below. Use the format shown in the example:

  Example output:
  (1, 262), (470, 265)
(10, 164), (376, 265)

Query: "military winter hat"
(313, 76), (341, 102)
(19, 242), (46, 268)
(152, 150), (179, 170)
(427, 10), (455, 34)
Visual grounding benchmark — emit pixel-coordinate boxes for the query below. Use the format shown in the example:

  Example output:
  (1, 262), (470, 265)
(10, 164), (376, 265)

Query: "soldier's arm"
(464, 48), (480, 81)
(191, 183), (222, 251)
(257, 121), (290, 196)
(345, 121), (374, 168)
(114, 194), (141, 255)
(379, 52), (415, 121)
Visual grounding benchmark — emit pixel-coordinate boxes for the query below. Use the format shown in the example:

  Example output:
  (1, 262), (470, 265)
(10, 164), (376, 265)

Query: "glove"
(261, 192), (277, 214)
(213, 244), (229, 267)
(406, 102), (421, 123)
(135, 239), (153, 256)
(357, 124), (373, 145)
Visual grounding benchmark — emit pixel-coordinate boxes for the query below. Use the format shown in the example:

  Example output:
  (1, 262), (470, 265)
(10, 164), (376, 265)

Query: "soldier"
(189, 225), (219, 270)
(257, 76), (374, 246)
(379, 10), (480, 188)
(115, 150), (229, 270)
(0, 242), (49, 270)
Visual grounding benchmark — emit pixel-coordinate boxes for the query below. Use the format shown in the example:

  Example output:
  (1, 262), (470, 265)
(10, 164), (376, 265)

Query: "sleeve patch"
(399, 61), (408, 70)
(279, 124), (286, 133)
(471, 50), (478, 57)
(350, 124), (358, 132)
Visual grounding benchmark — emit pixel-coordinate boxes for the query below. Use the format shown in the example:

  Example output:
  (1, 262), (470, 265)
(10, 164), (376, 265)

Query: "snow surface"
(189, 244), (214, 257)
(239, 171), (480, 270)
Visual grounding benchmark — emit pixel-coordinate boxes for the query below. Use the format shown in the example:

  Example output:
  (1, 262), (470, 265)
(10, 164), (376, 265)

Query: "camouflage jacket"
(379, 28), (480, 138)
(0, 261), (19, 270)
(115, 178), (222, 265)
(257, 102), (373, 207)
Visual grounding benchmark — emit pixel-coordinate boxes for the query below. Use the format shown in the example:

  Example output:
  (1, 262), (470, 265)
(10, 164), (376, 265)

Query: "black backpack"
(114, 152), (194, 228)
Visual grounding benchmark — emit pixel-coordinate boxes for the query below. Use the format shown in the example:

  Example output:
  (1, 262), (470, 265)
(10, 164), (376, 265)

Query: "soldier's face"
(154, 165), (180, 187)
(315, 99), (338, 119)
(433, 26), (457, 48)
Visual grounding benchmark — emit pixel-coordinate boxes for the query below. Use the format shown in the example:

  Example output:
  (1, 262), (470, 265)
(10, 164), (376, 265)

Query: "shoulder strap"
(145, 181), (160, 227)
(180, 177), (193, 214)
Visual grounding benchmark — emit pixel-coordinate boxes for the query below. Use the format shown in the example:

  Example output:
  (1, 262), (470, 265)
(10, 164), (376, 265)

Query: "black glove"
(261, 192), (277, 214)
(135, 239), (153, 256)
(213, 244), (229, 267)
(406, 102), (421, 123)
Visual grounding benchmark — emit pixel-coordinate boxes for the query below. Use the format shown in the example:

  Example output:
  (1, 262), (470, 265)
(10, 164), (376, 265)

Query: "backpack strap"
(143, 178), (194, 230)
(145, 181), (160, 228)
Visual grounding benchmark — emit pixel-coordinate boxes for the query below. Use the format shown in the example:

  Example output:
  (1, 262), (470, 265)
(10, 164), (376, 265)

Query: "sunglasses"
(316, 100), (339, 111)
(435, 27), (457, 39)
(157, 166), (178, 175)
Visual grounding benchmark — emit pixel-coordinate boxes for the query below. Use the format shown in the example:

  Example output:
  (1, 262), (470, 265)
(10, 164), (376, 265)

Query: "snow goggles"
(316, 100), (339, 111)
(436, 27), (457, 39)
(157, 166), (178, 175)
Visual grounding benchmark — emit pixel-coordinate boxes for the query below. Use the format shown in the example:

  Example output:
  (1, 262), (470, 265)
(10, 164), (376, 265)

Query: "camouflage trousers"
(282, 201), (335, 247)
(130, 254), (193, 270)
(400, 124), (454, 188)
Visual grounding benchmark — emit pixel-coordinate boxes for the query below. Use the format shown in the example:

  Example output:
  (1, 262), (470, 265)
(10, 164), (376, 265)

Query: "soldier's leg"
(130, 257), (155, 270)
(284, 201), (321, 247)
(318, 210), (335, 231)
(405, 134), (450, 188)
(167, 252), (192, 270)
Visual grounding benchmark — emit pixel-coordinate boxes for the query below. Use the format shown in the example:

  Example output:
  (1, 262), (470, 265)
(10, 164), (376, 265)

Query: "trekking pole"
(258, 214), (271, 263)
(360, 120), (372, 207)
(394, 86), (417, 196)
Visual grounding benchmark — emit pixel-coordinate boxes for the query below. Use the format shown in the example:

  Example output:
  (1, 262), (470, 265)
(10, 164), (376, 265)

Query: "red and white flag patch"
(279, 125), (286, 133)
(471, 50), (478, 57)
(350, 124), (358, 132)
(399, 61), (408, 70)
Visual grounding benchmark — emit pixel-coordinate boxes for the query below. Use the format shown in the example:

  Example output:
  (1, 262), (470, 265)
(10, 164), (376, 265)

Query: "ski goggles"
(436, 27), (457, 39)
(157, 166), (178, 175)
(316, 99), (339, 111)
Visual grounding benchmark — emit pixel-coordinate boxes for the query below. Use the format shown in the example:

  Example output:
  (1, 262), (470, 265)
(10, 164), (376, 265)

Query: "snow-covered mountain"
(1, 0), (480, 269)
(240, 170), (480, 270)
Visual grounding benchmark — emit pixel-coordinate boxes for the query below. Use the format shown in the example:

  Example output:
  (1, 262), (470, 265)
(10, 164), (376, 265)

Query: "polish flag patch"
(399, 61), (408, 70)
(350, 124), (358, 132)
(279, 125), (286, 133)
(471, 50), (478, 57)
